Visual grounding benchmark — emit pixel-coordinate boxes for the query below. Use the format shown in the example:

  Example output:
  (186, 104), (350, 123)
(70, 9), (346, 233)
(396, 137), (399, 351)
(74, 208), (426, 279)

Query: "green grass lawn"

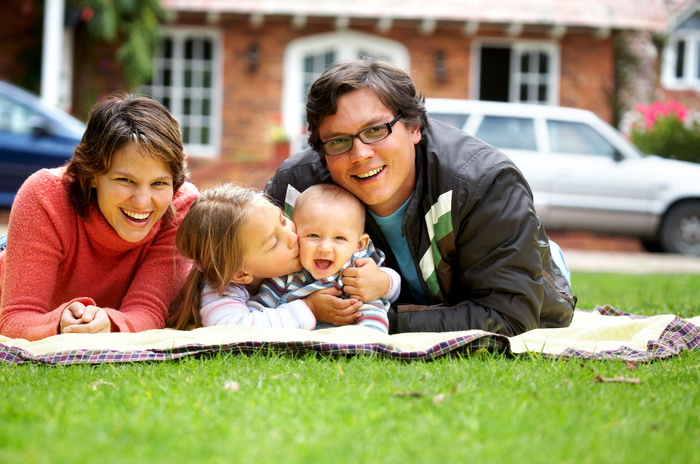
(2, 273), (699, 464)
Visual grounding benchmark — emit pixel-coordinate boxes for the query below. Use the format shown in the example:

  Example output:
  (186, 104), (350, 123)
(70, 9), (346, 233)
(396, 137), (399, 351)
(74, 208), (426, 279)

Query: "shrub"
(622, 100), (700, 164)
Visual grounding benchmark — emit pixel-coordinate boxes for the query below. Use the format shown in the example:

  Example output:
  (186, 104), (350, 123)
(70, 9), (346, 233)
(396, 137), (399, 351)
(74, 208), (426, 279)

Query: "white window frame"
(662, 29), (700, 91)
(282, 30), (409, 153)
(471, 39), (560, 105)
(141, 27), (223, 159)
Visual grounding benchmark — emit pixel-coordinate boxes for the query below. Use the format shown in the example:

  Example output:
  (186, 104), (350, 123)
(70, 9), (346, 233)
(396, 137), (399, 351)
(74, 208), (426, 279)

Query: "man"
(265, 58), (575, 336)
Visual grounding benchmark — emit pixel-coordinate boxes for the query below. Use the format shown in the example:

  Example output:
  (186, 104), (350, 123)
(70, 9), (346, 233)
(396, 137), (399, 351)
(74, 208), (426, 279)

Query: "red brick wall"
(70, 24), (125, 120)
(0, 0), (44, 92)
(559, 35), (615, 122)
(211, 19), (618, 162)
(657, 88), (700, 110)
(0, 6), (621, 162)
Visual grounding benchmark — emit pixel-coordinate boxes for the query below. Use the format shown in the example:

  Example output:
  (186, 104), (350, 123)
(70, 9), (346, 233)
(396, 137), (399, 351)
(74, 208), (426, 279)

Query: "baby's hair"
(293, 183), (366, 226)
(167, 183), (262, 329)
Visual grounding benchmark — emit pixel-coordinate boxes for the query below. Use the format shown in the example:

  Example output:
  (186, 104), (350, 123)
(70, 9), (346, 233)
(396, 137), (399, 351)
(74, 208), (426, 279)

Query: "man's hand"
(342, 258), (390, 302)
(60, 302), (112, 334)
(304, 287), (362, 326)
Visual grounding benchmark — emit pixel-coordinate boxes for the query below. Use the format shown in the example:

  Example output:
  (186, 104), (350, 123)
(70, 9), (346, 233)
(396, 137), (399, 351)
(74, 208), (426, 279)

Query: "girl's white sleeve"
(199, 284), (316, 329)
(378, 267), (402, 303)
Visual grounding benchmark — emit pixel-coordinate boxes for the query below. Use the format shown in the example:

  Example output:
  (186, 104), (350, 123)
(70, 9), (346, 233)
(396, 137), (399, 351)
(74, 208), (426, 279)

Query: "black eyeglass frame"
(321, 113), (403, 156)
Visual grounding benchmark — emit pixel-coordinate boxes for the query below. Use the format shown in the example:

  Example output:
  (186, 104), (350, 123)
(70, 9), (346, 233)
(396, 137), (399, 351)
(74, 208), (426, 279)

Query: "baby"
(249, 184), (400, 333)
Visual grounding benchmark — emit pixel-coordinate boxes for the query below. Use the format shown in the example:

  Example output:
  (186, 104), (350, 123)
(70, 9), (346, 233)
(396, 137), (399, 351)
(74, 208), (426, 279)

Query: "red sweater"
(0, 168), (199, 341)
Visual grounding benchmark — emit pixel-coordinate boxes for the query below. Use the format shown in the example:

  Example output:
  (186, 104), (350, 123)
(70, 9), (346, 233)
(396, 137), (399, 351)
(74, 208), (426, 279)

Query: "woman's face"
(240, 197), (302, 280)
(91, 143), (174, 243)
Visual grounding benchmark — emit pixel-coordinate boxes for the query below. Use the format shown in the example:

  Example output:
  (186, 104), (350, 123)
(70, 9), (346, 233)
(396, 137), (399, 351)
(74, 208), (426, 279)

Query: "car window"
(0, 95), (35, 135)
(429, 112), (469, 130)
(547, 120), (616, 157)
(474, 116), (537, 150)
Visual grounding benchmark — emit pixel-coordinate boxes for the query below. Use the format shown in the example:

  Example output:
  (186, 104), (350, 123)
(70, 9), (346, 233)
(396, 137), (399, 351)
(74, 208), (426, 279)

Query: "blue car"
(0, 81), (85, 206)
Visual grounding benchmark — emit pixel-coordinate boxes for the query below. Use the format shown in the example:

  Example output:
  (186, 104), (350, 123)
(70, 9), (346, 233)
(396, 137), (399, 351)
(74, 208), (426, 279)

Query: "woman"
(0, 93), (198, 340)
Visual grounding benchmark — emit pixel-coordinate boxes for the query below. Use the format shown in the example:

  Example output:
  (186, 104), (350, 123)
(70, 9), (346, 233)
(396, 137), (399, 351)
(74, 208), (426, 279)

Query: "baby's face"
(294, 205), (367, 280)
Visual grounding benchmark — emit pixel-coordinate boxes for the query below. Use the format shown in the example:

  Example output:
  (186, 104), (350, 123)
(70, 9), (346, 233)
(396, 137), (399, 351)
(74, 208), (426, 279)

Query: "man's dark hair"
(306, 58), (428, 159)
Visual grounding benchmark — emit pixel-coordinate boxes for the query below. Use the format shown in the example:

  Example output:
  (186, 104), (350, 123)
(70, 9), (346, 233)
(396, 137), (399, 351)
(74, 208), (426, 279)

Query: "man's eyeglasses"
(322, 113), (402, 156)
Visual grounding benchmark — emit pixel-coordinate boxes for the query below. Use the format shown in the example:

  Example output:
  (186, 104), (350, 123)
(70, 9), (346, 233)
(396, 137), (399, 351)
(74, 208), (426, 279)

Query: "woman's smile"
(91, 143), (174, 242)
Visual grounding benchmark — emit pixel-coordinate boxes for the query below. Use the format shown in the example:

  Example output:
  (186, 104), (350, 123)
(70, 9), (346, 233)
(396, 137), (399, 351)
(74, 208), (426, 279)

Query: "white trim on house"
(40, 0), (65, 109)
(160, 0), (671, 33)
(141, 26), (223, 159)
(662, 29), (700, 91)
(662, 3), (700, 91)
(282, 29), (409, 153)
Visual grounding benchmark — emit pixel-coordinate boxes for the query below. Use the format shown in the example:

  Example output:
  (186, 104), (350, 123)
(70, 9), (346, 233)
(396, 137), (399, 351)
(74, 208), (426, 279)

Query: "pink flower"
(634, 100), (690, 132)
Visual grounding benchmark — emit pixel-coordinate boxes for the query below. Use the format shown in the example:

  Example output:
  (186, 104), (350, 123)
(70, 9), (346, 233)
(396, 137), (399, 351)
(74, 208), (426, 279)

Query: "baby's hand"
(304, 288), (362, 326)
(342, 258), (389, 302)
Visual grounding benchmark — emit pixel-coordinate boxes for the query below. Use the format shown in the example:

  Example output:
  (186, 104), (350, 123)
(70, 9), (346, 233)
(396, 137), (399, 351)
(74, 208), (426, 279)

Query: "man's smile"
(354, 166), (384, 180)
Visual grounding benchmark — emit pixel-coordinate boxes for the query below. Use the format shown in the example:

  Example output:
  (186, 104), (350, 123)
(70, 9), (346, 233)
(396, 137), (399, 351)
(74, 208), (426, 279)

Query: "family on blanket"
(0, 58), (576, 342)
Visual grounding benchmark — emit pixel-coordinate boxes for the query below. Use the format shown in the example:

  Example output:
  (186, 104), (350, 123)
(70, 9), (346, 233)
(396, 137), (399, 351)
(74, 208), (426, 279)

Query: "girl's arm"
(379, 267), (401, 303)
(202, 282), (316, 329)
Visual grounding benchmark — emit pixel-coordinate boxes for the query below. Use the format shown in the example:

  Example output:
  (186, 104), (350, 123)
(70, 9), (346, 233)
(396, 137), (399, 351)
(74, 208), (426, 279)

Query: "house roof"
(161, 0), (680, 32)
(667, 0), (700, 29)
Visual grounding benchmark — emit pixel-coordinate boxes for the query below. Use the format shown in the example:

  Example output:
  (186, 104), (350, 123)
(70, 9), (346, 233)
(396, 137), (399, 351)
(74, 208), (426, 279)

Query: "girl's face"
(240, 197), (302, 280)
(91, 143), (174, 243)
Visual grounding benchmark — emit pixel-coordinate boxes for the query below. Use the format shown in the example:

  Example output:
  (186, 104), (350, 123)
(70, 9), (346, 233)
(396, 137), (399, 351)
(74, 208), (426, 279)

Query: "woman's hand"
(341, 258), (390, 302)
(303, 287), (362, 326)
(60, 302), (113, 334)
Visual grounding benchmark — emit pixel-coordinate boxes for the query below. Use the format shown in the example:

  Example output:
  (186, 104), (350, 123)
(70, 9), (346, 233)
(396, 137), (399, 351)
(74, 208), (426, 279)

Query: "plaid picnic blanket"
(1, 306), (698, 366)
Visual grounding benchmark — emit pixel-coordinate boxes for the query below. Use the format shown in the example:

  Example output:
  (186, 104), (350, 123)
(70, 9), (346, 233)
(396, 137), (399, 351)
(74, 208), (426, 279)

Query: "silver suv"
(426, 98), (700, 255)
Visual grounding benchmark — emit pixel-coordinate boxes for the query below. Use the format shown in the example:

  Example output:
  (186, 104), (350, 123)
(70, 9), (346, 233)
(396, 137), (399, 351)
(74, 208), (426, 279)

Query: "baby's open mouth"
(314, 259), (333, 270)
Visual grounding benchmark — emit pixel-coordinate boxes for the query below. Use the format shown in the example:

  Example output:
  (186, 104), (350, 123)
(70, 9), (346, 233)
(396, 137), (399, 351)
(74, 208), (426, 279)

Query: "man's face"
(320, 88), (421, 217)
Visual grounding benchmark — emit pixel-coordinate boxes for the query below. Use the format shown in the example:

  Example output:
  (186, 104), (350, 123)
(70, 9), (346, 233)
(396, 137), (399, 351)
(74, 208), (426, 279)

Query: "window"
(662, 11), (700, 90)
(475, 42), (559, 105)
(547, 120), (616, 157)
(283, 31), (409, 153)
(663, 31), (700, 90)
(516, 50), (552, 103)
(475, 116), (537, 150)
(141, 28), (222, 158)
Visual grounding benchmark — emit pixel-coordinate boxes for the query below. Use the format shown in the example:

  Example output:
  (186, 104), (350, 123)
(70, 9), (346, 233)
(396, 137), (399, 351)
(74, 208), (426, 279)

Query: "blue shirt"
(369, 198), (431, 305)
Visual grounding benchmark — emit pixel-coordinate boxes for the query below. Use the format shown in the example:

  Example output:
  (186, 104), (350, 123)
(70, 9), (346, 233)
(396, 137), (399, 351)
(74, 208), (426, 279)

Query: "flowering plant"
(621, 100), (700, 164)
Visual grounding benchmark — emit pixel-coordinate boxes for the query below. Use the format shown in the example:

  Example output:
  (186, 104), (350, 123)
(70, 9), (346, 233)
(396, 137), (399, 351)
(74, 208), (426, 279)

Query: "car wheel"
(659, 201), (700, 256)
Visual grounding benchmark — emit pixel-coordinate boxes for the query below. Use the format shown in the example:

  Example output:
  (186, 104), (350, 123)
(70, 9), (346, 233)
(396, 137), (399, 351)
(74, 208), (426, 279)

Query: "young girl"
(168, 183), (389, 330)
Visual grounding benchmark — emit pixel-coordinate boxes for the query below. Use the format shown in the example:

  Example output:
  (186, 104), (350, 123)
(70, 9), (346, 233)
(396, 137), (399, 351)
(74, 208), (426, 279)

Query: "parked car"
(425, 98), (700, 255)
(0, 81), (85, 206)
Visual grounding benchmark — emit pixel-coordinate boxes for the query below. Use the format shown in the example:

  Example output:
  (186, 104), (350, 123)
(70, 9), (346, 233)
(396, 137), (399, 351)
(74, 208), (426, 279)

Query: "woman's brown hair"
(64, 93), (188, 220)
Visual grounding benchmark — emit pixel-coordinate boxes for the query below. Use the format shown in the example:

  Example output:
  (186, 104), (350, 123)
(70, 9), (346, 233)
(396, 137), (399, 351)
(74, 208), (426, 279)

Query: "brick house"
(0, 0), (697, 190)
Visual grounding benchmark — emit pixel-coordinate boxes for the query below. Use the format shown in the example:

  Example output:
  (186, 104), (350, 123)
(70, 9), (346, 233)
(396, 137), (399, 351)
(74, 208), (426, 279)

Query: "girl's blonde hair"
(167, 183), (261, 329)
